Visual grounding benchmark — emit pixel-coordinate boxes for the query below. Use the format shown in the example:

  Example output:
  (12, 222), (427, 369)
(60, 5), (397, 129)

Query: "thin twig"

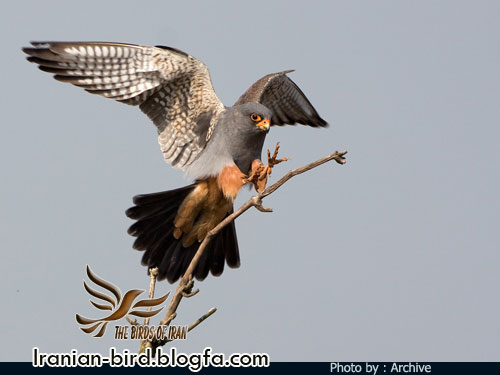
(138, 267), (159, 353)
(154, 307), (218, 347)
(151, 150), (347, 350)
(163, 312), (177, 326)
(126, 317), (139, 326)
(144, 267), (159, 326)
(182, 289), (199, 298)
(188, 307), (217, 333)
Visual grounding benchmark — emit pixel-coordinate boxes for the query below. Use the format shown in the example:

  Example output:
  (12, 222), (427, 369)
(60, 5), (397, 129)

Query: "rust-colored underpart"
(248, 159), (268, 193)
(173, 164), (248, 247)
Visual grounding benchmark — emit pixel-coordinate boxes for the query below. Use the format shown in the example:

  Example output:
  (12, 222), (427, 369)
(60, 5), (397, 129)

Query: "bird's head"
(233, 102), (272, 134)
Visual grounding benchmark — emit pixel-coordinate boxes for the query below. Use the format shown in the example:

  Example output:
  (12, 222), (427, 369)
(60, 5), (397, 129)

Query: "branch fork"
(138, 149), (347, 352)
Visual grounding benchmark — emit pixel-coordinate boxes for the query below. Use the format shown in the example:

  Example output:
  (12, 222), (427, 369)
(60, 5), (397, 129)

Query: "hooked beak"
(256, 118), (270, 132)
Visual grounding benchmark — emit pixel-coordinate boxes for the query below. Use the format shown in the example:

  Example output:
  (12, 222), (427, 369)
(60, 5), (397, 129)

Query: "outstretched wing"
(235, 70), (328, 128)
(23, 41), (225, 169)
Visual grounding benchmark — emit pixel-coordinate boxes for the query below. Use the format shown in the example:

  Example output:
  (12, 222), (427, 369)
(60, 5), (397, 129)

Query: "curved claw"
(242, 163), (265, 185)
(244, 143), (288, 193)
(266, 142), (289, 176)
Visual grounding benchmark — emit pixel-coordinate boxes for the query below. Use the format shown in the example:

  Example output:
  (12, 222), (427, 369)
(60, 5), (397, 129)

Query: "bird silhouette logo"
(76, 265), (169, 337)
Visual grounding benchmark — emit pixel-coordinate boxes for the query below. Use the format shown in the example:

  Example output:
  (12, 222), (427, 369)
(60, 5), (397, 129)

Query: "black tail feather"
(126, 185), (193, 220)
(224, 220), (240, 268)
(165, 241), (186, 283)
(141, 227), (175, 266)
(210, 233), (225, 277)
(126, 184), (240, 283)
(194, 242), (211, 281)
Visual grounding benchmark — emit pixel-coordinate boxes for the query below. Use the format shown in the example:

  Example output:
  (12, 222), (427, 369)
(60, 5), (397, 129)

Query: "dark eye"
(250, 113), (262, 122)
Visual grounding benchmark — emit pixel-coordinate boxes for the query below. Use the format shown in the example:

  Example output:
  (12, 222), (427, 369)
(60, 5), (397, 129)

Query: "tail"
(125, 184), (240, 283)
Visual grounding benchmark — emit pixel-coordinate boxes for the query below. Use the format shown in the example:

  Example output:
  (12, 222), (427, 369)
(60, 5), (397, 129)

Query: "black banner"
(2, 361), (500, 374)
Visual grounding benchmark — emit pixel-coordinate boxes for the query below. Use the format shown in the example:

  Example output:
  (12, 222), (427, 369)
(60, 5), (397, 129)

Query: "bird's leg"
(243, 143), (289, 193)
(261, 142), (289, 178)
(242, 160), (265, 187)
(181, 275), (199, 298)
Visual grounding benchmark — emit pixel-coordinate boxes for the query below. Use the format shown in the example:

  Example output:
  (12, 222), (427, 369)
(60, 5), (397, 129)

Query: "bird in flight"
(23, 41), (328, 283)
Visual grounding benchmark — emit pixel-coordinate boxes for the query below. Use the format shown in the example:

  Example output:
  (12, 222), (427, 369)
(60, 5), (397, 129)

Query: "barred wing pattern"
(235, 70), (328, 128)
(23, 42), (224, 169)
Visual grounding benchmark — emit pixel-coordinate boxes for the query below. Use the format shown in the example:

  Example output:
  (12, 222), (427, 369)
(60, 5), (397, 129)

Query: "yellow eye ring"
(250, 113), (262, 122)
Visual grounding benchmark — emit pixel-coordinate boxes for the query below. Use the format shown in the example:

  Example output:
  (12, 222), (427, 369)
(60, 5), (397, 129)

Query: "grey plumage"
(23, 41), (329, 283)
(23, 41), (327, 177)
(185, 103), (272, 178)
(23, 41), (223, 171)
(235, 70), (328, 128)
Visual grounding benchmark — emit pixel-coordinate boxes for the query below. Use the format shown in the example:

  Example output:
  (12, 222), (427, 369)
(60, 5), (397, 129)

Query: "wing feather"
(23, 41), (224, 170)
(235, 70), (328, 128)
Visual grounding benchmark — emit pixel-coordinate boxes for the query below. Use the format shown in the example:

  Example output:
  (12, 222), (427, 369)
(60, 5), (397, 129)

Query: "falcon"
(23, 41), (328, 283)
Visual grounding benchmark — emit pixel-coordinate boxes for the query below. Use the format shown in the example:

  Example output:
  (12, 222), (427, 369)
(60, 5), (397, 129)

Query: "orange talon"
(243, 143), (288, 193)
(266, 142), (289, 176)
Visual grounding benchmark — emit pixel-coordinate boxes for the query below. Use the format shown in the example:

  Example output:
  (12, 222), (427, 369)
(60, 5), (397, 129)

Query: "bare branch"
(182, 289), (200, 298)
(154, 150), (347, 347)
(260, 150), (347, 198)
(126, 317), (139, 326)
(138, 267), (159, 353)
(188, 307), (217, 333)
(143, 267), (159, 327)
(163, 312), (177, 326)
